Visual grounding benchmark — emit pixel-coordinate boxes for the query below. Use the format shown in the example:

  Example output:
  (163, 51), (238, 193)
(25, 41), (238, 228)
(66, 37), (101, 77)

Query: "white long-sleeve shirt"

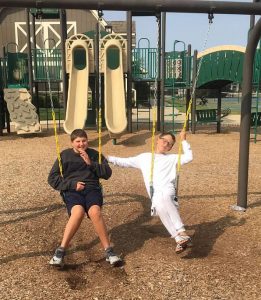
(108, 140), (192, 197)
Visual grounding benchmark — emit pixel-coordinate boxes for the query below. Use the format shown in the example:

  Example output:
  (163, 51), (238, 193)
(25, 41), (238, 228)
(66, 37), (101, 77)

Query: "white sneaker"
(49, 247), (65, 267)
(105, 247), (122, 267)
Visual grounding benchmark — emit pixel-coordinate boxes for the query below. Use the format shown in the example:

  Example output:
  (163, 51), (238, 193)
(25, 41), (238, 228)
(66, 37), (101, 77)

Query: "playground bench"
(251, 112), (261, 127)
(196, 109), (220, 124)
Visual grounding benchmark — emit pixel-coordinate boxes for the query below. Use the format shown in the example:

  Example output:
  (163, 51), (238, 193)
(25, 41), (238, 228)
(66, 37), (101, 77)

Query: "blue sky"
(103, 0), (260, 52)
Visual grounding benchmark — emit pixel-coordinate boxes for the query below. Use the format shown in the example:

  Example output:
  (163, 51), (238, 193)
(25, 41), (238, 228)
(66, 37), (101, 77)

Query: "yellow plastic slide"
(104, 39), (127, 135)
(63, 39), (89, 134)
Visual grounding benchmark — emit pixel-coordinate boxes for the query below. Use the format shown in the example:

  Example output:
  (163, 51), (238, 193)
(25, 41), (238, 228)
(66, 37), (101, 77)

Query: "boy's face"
(71, 137), (88, 152)
(156, 135), (174, 154)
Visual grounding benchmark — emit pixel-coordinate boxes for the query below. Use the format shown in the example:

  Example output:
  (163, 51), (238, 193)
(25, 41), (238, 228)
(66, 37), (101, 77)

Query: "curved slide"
(64, 39), (89, 134)
(104, 39), (127, 135)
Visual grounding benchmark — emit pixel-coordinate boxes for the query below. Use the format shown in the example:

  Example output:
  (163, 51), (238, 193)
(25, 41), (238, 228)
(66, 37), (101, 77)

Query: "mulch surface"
(0, 127), (261, 299)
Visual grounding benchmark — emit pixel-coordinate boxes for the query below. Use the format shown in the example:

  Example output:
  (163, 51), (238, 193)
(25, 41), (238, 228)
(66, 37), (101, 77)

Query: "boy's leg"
(88, 205), (110, 249)
(50, 205), (85, 266)
(60, 205), (85, 248)
(88, 205), (122, 266)
(153, 192), (191, 253)
(153, 193), (181, 238)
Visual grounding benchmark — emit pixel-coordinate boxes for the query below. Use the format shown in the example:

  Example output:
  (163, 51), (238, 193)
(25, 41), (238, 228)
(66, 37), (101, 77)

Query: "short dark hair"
(70, 129), (88, 141)
(159, 131), (176, 143)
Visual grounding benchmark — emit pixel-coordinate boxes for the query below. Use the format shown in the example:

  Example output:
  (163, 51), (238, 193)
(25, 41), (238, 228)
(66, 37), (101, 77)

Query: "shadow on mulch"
(183, 215), (246, 259)
(180, 191), (261, 201)
(89, 131), (152, 148)
(0, 203), (64, 226)
(88, 132), (111, 148)
(1, 194), (260, 266)
(115, 131), (152, 146)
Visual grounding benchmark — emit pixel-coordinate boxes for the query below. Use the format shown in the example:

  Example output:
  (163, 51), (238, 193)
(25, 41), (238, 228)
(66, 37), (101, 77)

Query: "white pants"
(151, 190), (185, 238)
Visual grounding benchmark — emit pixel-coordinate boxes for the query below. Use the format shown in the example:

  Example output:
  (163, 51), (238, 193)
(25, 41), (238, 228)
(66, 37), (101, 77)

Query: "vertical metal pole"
(59, 9), (68, 115)
(95, 21), (100, 132)
(235, 17), (261, 210)
(191, 50), (197, 134)
(172, 42), (176, 133)
(0, 89), (3, 136)
(249, 0), (258, 30)
(127, 11), (132, 132)
(32, 14), (37, 65)
(186, 44), (191, 131)
(26, 9), (34, 102)
(254, 40), (261, 143)
(31, 13), (40, 118)
(157, 13), (161, 132)
(249, 14), (255, 30)
(3, 46), (10, 133)
(160, 12), (166, 132)
(217, 89), (221, 133)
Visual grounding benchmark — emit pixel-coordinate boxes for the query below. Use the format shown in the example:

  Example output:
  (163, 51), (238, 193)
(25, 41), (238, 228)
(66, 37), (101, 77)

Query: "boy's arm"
(90, 156), (112, 180)
(107, 155), (140, 168)
(48, 159), (76, 191)
(179, 131), (193, 165)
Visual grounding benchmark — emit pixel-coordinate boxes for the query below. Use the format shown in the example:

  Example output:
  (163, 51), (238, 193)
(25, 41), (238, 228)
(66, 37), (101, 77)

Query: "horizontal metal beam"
(0, 0), (261, 15)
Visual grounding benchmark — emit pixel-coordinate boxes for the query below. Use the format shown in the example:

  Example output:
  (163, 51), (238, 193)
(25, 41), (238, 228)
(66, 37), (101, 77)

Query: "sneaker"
(175, 236), (192, 254)
(105, 247), (122, 267)
(49, 246), (65, 267)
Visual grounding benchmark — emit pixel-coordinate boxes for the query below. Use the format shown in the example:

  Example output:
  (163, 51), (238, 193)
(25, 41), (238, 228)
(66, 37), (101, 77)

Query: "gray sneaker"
(105, 247), (122, 267)
(49, 247), (65, 267)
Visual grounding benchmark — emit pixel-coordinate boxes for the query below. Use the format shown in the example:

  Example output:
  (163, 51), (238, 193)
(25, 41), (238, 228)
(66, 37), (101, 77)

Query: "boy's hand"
(78, 149), (91, 165)
(180, 130), (186, 141)
(76, 182), (85, 191)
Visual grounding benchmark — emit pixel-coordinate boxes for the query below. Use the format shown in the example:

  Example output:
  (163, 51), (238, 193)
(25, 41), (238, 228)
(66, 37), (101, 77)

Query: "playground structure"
(63, 32), (127, 136)
(0, 11), (260, 137)
(0, 11), (129, 138)
(0, 44), (41, 134)
(1, 37), (260, 135)
(103, 35), (127, 136)
(64, 34), (94, 134)
(0, 1), (260, 211)
(3, 88), (41, 134)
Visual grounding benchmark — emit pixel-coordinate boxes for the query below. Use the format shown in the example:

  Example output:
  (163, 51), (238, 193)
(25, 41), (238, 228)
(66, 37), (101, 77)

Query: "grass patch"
(39, 108), (64, 121)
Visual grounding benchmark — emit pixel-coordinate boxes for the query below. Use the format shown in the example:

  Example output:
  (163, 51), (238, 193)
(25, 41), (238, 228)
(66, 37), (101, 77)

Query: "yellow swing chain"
(150, 15), (160, 199)
(175, 13), (214, 194)
(98, 10), (103, 164)
(39, 12), (63, 177)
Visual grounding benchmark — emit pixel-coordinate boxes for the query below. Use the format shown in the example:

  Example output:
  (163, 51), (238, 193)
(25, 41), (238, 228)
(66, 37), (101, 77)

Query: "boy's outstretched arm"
(107, 155), (140, 169)
(179, 131), (193, 165)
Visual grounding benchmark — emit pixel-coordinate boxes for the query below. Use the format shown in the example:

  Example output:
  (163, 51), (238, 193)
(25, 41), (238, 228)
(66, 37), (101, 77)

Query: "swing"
(175, 13), (214, 197)
(39, 9), (105, 181)
(38, 11), (63, 178)
(149, 14), (160, 200)
(97, 10), (103, 165)
(150, 13), (214, 200)
(97, 10), (104, 194)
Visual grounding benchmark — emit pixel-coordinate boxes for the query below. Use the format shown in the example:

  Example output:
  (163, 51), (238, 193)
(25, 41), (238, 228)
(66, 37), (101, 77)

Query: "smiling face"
(156, 133), (175, 154)
(71, 137), (88, 153)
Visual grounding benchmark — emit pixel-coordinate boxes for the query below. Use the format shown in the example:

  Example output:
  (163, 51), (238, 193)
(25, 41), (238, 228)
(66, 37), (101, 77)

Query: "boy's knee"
(71, 205), (85, 219)
(154, 201), (164, 212)
(88, 205), (102, 219)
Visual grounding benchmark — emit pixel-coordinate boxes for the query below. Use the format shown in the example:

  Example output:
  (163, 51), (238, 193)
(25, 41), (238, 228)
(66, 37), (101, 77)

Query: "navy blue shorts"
(62, 187), (103, 217)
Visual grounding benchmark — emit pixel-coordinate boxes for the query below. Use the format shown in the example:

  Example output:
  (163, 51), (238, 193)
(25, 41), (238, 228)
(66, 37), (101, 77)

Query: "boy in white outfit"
(108, 130), (193, 254)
